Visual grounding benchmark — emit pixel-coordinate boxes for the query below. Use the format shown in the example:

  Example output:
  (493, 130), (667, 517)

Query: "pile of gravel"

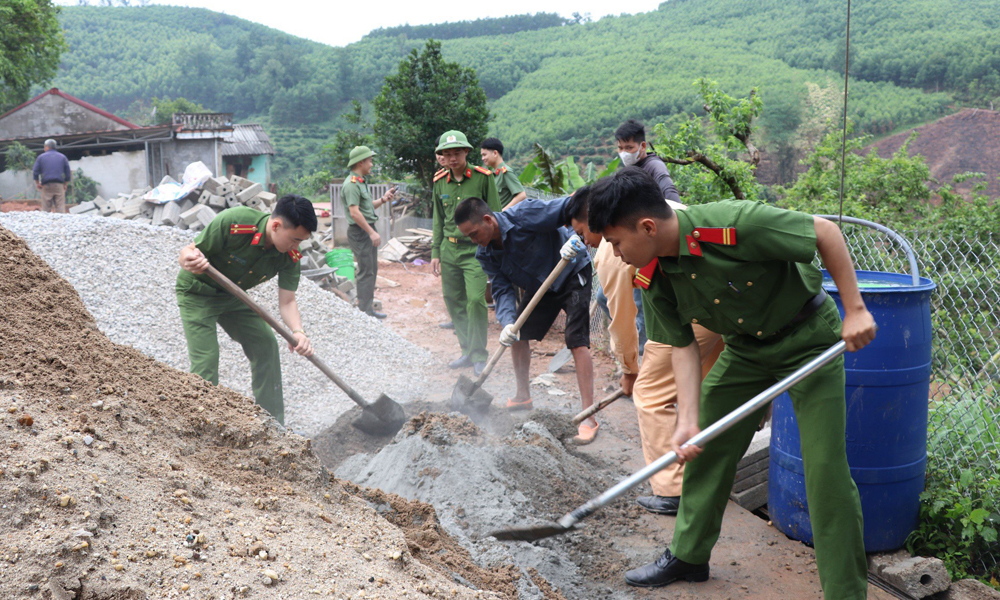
(0, 211), (430, 436)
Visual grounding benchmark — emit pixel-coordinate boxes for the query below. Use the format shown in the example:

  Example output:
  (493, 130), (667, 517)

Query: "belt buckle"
(448, 237), (458, 243)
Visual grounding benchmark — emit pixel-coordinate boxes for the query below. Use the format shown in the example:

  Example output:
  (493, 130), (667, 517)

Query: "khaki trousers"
(633, 325), (723, 496)
(41, 183), (67, 213)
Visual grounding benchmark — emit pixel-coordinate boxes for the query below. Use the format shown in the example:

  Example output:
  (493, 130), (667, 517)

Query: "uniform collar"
(251, 211), (272, 250)
(447, 167), (472, 183)
(350, 172), (365, 184)
(656, 211), (697, 274)
(494, 161), (506, 175)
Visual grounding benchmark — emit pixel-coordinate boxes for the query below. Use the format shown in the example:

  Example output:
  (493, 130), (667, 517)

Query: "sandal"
(505, 397), (534, 411)
(572, 421), (599, 445)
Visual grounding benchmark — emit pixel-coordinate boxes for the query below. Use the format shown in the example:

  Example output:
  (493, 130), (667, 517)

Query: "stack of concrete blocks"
(730, 427), (770, 511)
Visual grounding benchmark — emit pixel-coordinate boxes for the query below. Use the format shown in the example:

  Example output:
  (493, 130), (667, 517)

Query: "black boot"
(448, 355), (472, 369)
(366, 310), (387, 319)
(636, 495), (681, 515)
(624, 549), (709, 588)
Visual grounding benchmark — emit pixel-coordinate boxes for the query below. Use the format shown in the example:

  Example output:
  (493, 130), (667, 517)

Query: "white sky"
(56, 0), (663, 47)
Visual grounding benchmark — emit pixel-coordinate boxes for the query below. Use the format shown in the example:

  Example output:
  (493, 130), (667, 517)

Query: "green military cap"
(347, 145), (376, 168)
(435, 130), (473, 152)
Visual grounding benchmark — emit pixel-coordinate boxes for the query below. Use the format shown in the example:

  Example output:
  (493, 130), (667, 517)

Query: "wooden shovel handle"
(202, 265), (371, 409)
(572, 389), (626, 425)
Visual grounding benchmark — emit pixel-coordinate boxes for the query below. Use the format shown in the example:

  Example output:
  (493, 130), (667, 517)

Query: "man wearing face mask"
(615, 119), (680, 202)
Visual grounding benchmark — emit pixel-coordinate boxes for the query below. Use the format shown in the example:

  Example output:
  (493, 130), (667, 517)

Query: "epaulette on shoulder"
(473, 165), (492, 176)
(433, 169), (448, 182)
(288, 249), (302, 263)
(500, 165), (508, 174)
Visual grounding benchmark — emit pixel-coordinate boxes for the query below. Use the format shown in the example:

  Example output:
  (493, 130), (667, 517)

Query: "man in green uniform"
(342, 145), (395, 319)
(588, 167), (876, 600)
(480, 137), (526, 210)
(176, 195), (318, 425)
(431, 130), (502, 375)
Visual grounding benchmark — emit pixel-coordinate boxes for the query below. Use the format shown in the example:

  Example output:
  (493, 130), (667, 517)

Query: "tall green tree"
(372, 39), (489, 204)
(0, 0), (66, 111)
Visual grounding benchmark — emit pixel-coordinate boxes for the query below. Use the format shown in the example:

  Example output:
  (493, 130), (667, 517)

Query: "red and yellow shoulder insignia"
(288, 249), (302, 263)
(350, 175), (364, 184)
(230, 224), (258, 235)
(251, 232), (263, 246)
(433, 169), (448, 182)
(691, 227), (736, 246)
(500, 165), (508, 174)
(633, 258), (658, 290)
(473, 165), (492, 176)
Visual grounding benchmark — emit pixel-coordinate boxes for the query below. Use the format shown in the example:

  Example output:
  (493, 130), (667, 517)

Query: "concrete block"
(197, 190), (212, 205)
(108, 212), (127, 219)
(93, 196), (115, 216)
(734, 457), (769, 481)
(160, 202), (181, 226)
(256, 191), (277, 208)
(188, 220), (206, 233)
(121, 197), (145, 218)
(942, 579), (1000, 600)
(180, 205), (203, 225)
(732, 466), (768, 494)
(179, 198), (196, 213)
(337, 279), (356, 294)
(140, 202), (156, 218)
(196, 206), (216, 229)
(134, 217), (152, 225)
(868, 553), (950, 599)
(229, 175), (252, 190)
(236, 183), (263, 203)
(208, 194), (227, 209)
(69, 201), (96, 215)
(177, 220), (189, 230)
(159, 175), (178, 187)
(244, 195), (265, 211)
(203, 176), (229, 195)
(226, 194), (241, 209)
(736, 428), (770, 471)
(151, 205), (165, 226)
(111, 196), (126, 212)
(729, 481), (767, 511)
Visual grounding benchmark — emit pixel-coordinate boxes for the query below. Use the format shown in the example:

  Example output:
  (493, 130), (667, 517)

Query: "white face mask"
(618, 144), (644, 167)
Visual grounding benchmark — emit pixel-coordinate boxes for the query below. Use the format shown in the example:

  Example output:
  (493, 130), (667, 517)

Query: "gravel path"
(0, 211), (430, 436)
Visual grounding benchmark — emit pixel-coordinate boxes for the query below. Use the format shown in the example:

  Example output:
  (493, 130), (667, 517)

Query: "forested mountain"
(50, 1), (1000, 180)
(363, 13), (574, 41)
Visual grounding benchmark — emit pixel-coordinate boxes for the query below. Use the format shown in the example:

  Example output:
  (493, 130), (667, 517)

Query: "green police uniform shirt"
(493, 162), (525, 209)
(431, 165), (502, 259)
(342, 174), (377, 225)
(176, 206), (302, 296)
(640, 199), (821, 348)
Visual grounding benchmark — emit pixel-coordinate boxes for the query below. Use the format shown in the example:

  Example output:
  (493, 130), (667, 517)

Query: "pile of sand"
(0, 223), (512, 599)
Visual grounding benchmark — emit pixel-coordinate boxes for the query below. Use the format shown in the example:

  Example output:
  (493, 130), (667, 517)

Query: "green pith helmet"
(347, 145), (376, 169)
(435, 130), (473, 152)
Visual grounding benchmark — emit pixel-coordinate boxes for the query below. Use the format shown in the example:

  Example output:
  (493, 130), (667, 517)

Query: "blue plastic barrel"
(768, 270), (936, 551)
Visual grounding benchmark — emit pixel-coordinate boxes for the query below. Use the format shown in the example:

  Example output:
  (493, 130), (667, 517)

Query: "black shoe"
(473, 361), (486, 376)
(366, 311), (387, 319)
(624, 549), (709, 588)
(439, 321), (455, 329)
(636, 495), (681, 515)
(448, 355), (473, 369)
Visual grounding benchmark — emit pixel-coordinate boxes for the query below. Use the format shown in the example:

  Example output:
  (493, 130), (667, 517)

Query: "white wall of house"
(0, 150), (148, 201)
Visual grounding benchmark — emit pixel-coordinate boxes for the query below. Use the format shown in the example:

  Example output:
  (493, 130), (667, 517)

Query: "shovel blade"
(450, 374), (494, 412)
(351, 394), (407, 436)
(489, 522), (576, 542)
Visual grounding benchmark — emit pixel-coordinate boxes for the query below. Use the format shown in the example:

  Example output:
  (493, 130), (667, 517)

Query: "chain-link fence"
(827, 222), (999, 580)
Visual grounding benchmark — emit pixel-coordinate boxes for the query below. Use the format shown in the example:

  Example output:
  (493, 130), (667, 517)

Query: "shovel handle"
(572, 389), (626, 425)
(470, 256), (573, 389)
(202, 265), (372, 409)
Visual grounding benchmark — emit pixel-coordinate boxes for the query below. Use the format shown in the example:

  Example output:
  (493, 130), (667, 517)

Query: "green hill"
(50, 1), (1000, 181)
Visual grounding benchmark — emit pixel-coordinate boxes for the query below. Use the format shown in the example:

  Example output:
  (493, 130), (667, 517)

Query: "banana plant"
(519, 144), (619, 194)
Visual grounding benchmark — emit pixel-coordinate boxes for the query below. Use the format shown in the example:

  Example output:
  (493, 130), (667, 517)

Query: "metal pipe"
(558, 340), (848, 529)
(816, 214), (920, 285)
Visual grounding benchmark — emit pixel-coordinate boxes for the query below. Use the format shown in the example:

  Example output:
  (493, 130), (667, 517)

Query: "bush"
(5, 142), (36, 172)
(68, 169), (98, 205)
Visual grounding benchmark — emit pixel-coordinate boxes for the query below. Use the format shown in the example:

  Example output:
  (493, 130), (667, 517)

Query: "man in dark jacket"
(615, 119), (680, 201)
(33, 139), (72, 213)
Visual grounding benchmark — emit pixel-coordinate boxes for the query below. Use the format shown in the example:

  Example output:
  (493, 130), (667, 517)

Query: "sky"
(55, 0), (665, 47)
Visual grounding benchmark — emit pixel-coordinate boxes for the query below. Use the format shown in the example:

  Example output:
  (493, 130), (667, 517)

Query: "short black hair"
(272, 195), (318, 232)
(615, 119), (646, 144)
(588, 167), (672, 233)
(454, 197), (491, 226)
(480, 137), (504, 156)
(563, 185), (591, 226)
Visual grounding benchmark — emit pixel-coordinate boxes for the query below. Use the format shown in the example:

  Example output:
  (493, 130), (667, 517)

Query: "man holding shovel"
(566, 186), (724, 515)
(454, 196), (597, 444)
(176, 195), (318, 425)
(588, 167), (876, 599)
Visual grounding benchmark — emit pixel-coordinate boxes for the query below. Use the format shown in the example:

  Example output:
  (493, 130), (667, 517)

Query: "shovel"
(490, 339), (849, 542)
(203, 265), (406, 436)
(451, 255), (574, 412)
(571, 388), (626, 425)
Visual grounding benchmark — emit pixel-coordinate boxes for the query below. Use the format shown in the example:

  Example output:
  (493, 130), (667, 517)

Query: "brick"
(196, 206), (217, 229)
(111, 196), (126, 212)
(868, 552), (950, 599)
(229, 175), (252, 190)
(729, 482), (767, 511)
(93, 196), (115, 216)
(179, 198), (196, 213)
(732, 466), (768, 493)
(160, 202), (181, 226)
(108, 212), (127, 219)
(197, 190), (212, 205)
(203, 176), (230, 195)
(734, 457), (769, 481)
(69, 201), (96, 215)
(736, 429), (770, 471)
(188, 220), (206, 233)
(236, 183), (263, 203)
(151, 205), (165, 226)
(256, 191), (277, 207)
(208, 194), (227, 209)
(180, 205), (203, 225)
(226, 194), (241, 209)
(244, 195), (265, 211)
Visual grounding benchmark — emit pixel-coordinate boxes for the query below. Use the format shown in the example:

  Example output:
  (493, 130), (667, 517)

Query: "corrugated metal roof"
(221, 123), (274, 156)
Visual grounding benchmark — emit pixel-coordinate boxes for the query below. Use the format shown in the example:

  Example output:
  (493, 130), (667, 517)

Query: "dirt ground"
(337, 260), (898, 600)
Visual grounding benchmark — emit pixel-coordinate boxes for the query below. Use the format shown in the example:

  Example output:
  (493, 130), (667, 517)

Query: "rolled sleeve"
(595, 241), (641, 374)
(642, 276), (695, 348)
(733, 202), (817, 264)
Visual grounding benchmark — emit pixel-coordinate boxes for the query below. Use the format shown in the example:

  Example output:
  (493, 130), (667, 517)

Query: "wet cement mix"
(0, 224), (520, 599)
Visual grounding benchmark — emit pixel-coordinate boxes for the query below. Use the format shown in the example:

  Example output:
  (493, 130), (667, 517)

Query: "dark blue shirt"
(32, 150), (71, 184)
(475, 197), (591, 327)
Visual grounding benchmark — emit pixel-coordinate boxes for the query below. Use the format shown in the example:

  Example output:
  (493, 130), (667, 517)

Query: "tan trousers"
(634, 325), (724, 496)
(41, 183), (67, 213)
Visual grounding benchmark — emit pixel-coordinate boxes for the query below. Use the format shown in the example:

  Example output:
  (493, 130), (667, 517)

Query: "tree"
(372, 39), (489, 208)
(0, 0), (67, 112)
